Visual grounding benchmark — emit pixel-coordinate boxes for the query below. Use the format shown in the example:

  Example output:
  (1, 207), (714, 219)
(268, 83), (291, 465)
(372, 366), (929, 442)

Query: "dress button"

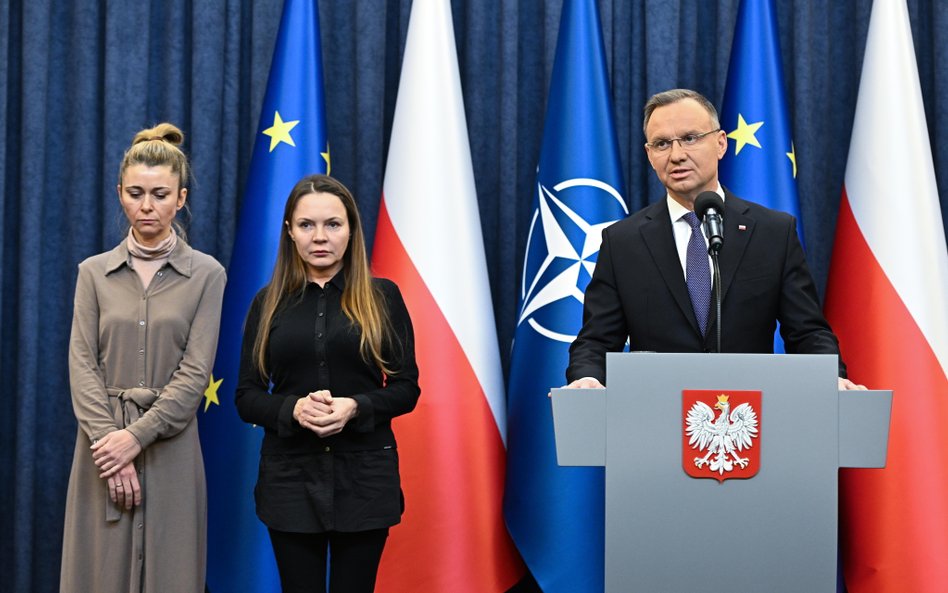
(137, 523), (143, 529)
(138, 380), (145, 386)
(139, 320), (145, 326)
(319, 361), (326, 367)
(317, 332), (323, 339)
(157, 271), (163, 277)
(324, 446), (331, 452)
(318, 312), (324, 317)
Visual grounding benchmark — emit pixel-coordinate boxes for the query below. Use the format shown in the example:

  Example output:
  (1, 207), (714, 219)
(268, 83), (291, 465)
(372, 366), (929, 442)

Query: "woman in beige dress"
(60, 124), (226, 592)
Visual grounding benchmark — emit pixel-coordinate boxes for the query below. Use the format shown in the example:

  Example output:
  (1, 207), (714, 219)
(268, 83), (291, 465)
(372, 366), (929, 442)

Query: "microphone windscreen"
(694, 191), (725, 219)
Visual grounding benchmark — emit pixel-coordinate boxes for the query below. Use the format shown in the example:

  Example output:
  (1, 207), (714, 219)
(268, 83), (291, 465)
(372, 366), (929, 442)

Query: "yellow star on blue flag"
(262, 111), (300, 152)
(727, 113), (764, 155)
(203, 374), (223, 412)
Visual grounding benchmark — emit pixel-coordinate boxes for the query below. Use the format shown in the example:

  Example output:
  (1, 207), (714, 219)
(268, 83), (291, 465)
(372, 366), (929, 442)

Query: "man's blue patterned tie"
(684, 211), (711, 335)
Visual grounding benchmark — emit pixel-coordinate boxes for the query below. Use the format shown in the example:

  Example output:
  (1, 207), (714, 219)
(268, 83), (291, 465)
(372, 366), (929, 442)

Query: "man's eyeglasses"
(645, 129), (721, 152)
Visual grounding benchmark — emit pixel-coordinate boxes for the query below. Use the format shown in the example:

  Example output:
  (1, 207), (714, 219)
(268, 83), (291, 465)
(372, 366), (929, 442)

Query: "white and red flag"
(825, 1), (948, 591)
(370, 0), (524, 590)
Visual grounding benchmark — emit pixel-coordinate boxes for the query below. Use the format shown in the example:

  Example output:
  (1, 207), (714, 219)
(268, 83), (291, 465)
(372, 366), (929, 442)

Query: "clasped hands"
(91, 429), (143, 510)
(293, 390), (358, 437)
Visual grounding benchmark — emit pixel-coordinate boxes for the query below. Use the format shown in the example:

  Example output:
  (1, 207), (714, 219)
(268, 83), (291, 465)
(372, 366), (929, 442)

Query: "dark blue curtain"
(2, 1), (946, 591)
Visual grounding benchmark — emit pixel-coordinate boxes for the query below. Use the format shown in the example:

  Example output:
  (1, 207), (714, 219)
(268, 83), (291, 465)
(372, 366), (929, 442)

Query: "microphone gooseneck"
(694, 192), (725, 254)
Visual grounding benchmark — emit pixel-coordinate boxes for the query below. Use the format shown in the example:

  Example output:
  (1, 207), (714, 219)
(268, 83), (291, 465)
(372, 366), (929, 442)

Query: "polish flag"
(825, 1), (948, 591)
(371, 0), (524, 590)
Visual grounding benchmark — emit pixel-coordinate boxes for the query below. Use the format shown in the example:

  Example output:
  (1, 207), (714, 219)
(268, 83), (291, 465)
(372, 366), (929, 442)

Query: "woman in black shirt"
(236, 174), (419, 593)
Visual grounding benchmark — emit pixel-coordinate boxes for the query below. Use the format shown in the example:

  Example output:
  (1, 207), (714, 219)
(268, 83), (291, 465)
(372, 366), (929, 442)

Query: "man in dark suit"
(566, 88), (864, 391)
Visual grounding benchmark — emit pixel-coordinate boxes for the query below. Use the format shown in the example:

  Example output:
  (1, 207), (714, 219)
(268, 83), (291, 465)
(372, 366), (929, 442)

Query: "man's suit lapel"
(706, 190), (754, 342)
(640, 200), (703, 336)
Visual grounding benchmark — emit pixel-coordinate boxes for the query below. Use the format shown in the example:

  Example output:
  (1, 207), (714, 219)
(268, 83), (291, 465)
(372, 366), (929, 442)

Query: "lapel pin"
(738, 224), (747, 231)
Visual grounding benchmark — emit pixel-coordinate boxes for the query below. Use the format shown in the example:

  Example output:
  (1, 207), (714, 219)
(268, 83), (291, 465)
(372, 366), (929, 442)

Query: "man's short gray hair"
(642, 89), (720, 137)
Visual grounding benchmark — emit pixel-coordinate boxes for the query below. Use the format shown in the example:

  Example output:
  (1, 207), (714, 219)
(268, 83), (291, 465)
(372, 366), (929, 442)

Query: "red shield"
(682, 390), (762, 482)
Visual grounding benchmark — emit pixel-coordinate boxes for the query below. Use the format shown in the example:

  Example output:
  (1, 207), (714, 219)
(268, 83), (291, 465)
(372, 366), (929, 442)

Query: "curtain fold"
(2, 1), (946, 591)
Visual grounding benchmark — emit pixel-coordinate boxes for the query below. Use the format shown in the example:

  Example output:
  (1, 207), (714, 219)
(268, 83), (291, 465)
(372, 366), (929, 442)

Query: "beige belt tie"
(103, 386), (158, 522)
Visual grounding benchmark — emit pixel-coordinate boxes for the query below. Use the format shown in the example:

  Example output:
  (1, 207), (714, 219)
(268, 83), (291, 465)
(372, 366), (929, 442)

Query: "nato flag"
(198, 0), (329, 590)
(503, 1), (627, 591)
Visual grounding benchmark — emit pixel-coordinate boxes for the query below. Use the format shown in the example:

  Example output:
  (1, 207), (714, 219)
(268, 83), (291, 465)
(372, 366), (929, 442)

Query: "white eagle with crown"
(685, 393), (759, 474)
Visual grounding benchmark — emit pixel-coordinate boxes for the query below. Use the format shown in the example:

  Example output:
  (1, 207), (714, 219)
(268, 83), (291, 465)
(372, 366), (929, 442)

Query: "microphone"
(694, 192), (725, 254)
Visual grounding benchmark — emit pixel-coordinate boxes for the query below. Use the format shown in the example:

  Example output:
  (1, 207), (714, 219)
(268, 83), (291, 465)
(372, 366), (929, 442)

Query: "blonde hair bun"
(119, 122), (190, 188)
(132, 122), (185, 147)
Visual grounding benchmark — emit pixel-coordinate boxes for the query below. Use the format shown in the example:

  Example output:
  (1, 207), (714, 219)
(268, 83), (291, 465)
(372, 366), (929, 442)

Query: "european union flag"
(719, 0), (802, 353)
(197, 0), (329, 590)
(503, 1), (627, 591)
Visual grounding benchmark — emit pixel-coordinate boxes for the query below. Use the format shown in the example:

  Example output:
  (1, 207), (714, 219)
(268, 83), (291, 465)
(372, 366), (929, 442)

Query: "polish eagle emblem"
(683, 391), (761, 482)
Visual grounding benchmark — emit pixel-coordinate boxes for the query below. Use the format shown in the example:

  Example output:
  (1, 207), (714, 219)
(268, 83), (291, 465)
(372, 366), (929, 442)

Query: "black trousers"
(268, 528), (389, 593)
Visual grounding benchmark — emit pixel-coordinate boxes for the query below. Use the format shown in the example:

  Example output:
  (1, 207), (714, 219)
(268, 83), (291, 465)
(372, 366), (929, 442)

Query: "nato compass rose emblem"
(517, 177), (627, 342)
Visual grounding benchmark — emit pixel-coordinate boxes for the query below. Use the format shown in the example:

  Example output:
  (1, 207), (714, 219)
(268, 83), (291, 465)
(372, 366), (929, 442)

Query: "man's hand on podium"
(839, 377), (868, 391)
(548, 376), (605, 397)
(565, 377), (605, 389)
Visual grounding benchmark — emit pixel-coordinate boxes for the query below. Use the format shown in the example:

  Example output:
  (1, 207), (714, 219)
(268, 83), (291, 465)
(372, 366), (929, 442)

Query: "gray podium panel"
(551, 387), (605, 466)
(608, 353), (837, 593)
(839, 390), (892, 468)
(551, 353), (892, 593)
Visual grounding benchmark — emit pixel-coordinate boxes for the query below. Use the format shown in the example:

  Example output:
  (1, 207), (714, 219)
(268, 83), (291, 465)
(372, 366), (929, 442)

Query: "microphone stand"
(710, 252), (722, 354)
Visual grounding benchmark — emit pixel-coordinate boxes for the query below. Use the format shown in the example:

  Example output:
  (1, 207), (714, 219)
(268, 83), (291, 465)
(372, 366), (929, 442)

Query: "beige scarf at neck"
(126, 228), (177, 290)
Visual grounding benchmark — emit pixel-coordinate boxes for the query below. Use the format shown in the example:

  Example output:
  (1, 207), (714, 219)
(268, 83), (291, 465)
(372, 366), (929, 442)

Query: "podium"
(551, 353), (891, 593)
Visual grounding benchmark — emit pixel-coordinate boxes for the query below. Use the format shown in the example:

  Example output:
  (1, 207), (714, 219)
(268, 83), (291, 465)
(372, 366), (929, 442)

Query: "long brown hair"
(252, 174), (396, 377)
